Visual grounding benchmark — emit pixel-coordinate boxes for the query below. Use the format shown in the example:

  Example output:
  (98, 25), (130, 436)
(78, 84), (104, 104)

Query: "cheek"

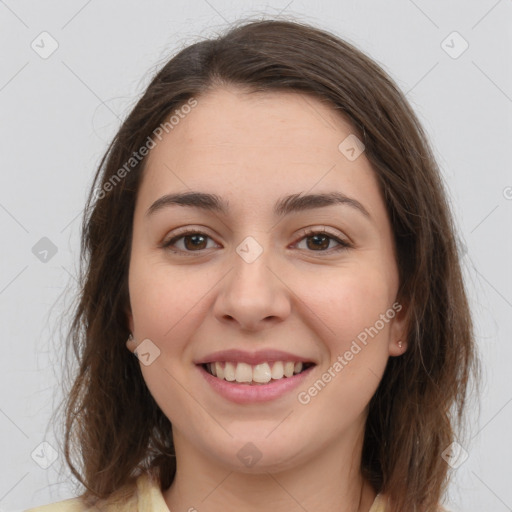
(129, 259), (207, 420)
(298, 264), (397, 350)
(295, 272), (395, 417)
(129, 255), (207, 338)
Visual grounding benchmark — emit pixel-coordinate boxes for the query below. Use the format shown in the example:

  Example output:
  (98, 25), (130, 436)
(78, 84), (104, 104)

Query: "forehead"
(137, 87), (383, 219)
(149, 87), (359, 163)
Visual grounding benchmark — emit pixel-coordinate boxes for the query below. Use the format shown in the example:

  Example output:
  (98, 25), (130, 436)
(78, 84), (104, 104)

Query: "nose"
(212, 239), (291, 332)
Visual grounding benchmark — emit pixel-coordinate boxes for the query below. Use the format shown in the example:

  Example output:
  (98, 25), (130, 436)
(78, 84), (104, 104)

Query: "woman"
(26, 18), (478, 512)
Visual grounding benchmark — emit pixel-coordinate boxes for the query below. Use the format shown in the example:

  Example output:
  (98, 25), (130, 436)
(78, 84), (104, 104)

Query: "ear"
(125, 307), (136, 354)
(126, 336), (137, 354)
(388, 300), (409, 357)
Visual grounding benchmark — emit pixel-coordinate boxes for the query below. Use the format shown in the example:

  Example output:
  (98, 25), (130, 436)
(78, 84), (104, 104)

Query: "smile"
(197, 362), (316, 404)
(203, 360), (315, 384)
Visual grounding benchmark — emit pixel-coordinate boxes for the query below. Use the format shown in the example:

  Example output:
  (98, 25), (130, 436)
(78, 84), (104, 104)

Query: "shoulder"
(369, 494), (387, 512)
(24, 497), (87, 512)
(370, 494), (452, 512)
(23, 473), (164, 512)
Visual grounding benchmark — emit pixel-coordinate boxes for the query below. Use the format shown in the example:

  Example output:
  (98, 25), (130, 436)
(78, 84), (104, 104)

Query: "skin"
(126, 86), (408, 512)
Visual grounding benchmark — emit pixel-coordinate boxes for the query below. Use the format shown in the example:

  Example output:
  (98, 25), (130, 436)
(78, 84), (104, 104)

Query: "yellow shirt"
(25, 473), (389, 512)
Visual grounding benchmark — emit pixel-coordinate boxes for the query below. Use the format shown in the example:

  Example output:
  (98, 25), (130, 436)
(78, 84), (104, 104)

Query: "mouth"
(197, 360), (317, 404)
(199, 360), (316, 386)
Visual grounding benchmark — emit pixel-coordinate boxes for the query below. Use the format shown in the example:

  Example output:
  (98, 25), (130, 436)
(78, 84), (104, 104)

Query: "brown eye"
(295, 230), (351, 253)
(181, 234), (208, 251)
(162, 231), (217, 253)
(162, 228), (351, 256)
(305, 233), (331, 251)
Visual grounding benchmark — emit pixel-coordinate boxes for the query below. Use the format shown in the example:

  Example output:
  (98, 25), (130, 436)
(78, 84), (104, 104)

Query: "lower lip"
(197, 364), (315, 404)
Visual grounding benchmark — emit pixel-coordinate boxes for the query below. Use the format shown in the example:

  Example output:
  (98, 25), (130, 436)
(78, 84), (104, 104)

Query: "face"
(126, 87), (407, 474)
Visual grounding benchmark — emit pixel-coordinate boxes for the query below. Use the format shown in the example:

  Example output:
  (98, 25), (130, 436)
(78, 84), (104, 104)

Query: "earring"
(398, 341), (403, 349)
(127, 333), (134, 344)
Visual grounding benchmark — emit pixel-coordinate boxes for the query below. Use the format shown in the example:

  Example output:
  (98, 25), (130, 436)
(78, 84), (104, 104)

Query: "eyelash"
(161, 228), (352, 256)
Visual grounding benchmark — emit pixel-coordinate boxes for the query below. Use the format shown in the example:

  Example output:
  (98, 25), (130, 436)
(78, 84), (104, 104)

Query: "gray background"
(1, 1), (511, 511)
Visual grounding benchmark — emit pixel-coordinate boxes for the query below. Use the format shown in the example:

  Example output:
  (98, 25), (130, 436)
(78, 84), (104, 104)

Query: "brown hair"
(60, 17), (479, 511)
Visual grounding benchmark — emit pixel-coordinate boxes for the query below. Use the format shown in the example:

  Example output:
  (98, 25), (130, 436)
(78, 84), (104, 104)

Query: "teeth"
(271, 361), (284, 379)
(205, 360), (308, 384)
(214, 362), (223, 379)
(224, 361), (236, 381)
(235, 362), (253, 383)
(253, 363), (272, 383)
(284, 361), (295, 377)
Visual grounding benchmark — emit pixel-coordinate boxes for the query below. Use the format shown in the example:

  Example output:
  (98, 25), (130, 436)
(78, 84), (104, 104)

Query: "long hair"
(60, 18), (479, 511)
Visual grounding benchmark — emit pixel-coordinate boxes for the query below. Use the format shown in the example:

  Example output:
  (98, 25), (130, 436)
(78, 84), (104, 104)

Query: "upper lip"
(194, 349), (316, 366)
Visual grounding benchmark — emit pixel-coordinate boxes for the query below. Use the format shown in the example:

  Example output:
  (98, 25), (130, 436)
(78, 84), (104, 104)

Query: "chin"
(203, 434), (312, 475)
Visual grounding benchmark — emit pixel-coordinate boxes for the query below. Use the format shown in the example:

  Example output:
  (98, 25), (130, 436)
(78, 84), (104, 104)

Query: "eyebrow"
(145, 191), (370, 219)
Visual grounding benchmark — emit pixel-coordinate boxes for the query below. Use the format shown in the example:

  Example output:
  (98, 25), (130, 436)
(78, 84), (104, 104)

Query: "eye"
(161, 227), (352, 255)
(294, 228), (352, 253)
(161, 230), (218, 254)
